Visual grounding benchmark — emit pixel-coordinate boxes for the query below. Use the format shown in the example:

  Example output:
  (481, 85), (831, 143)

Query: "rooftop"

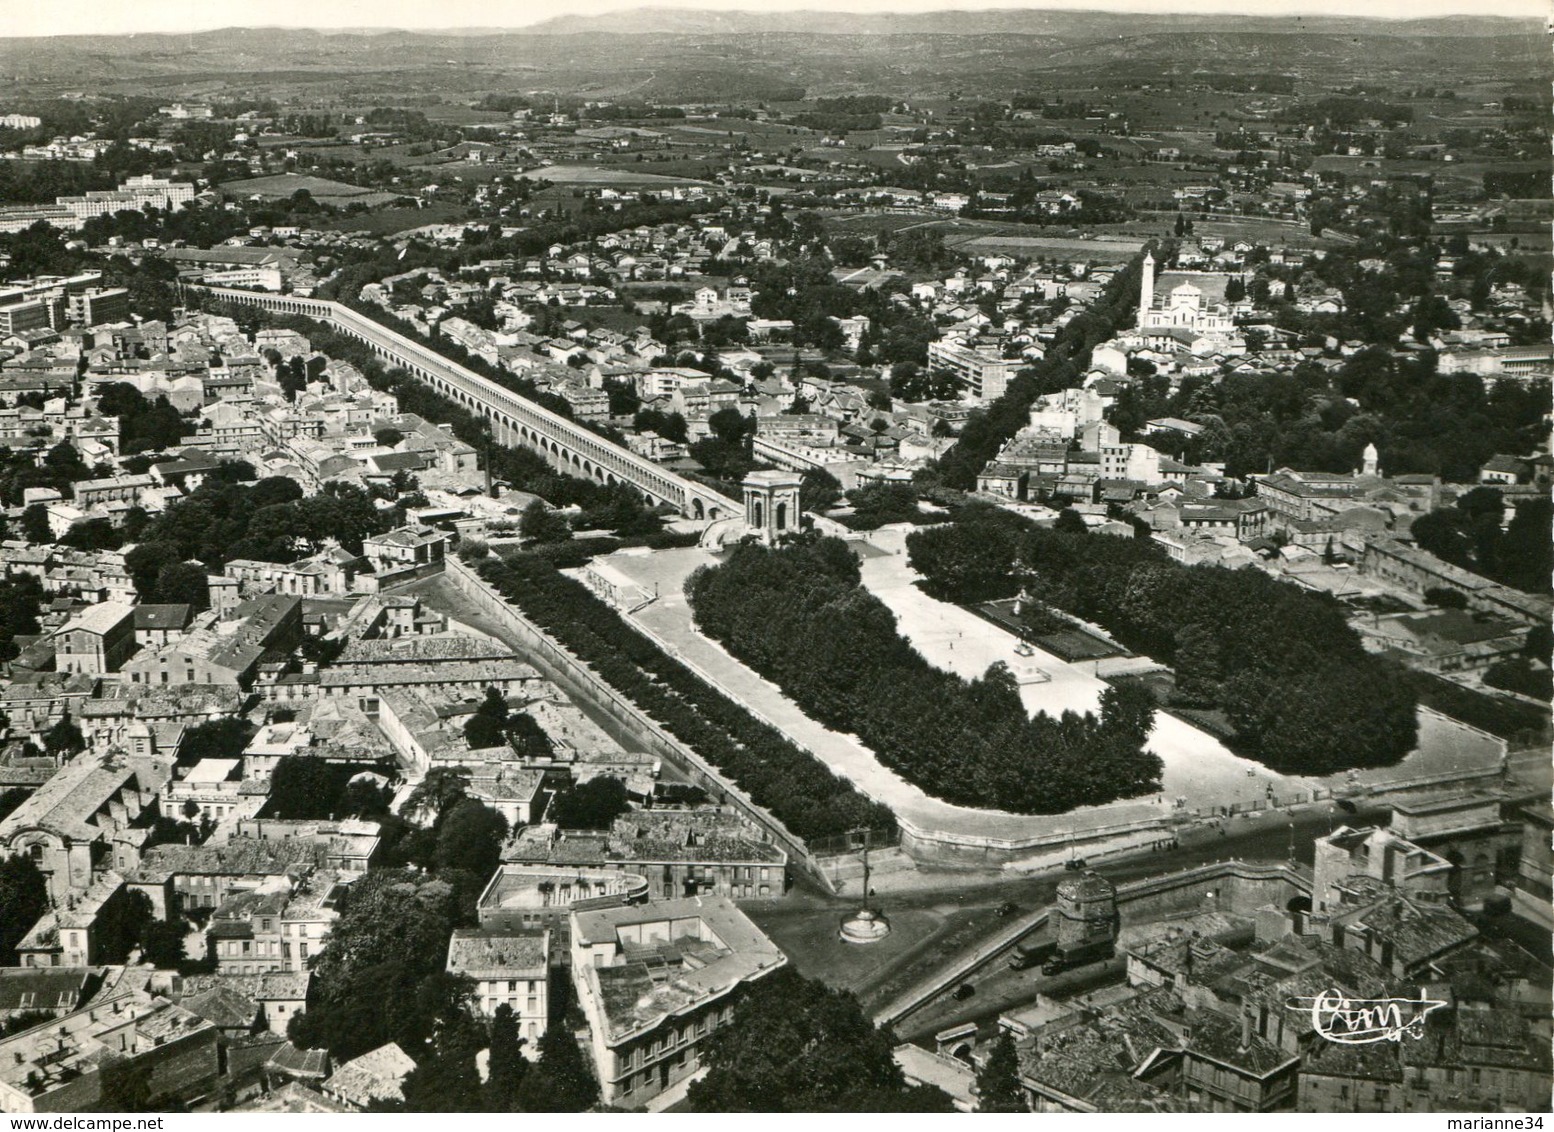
(0, 991), (214, 1100)
(446, 927), (549, 978)
(0, 968), (88, 1015)
(0, 752), (168, 843)
(324, 1042), (416, 1109)
(56, 600), (134, 637)
(576, 896), (785, 1044)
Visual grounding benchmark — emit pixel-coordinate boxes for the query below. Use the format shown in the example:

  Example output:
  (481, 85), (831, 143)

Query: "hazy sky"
(0, 0), (1539, 39)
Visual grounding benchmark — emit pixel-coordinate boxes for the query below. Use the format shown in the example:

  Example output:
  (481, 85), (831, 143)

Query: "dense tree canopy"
(433, 799), (509, 877)
(1411, 490), (1551, 595)
(687, 968), (953, 1112)
(124, 474), (389, 599)
(0, 856), (47, 966)
(688, 535), (1162, 812)
(976, 1033), (1026, 1112)
(549, 776), (629, 830)
(907, 507), (1419, 773)
(288, 870), (473, 1061)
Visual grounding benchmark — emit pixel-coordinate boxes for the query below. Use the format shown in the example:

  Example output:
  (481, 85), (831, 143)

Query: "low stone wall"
(370, 558), (447, 591)
(897, 813), (1174, 867)
(443, 556), (835, 894)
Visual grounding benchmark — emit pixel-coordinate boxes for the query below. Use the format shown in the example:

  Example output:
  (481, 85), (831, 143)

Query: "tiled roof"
(324, 1043), (416, 1108)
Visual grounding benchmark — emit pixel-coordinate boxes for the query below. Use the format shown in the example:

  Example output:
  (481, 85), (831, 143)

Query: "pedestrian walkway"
(607, 548), (1176, 849)
(580, 541), (1508, 859)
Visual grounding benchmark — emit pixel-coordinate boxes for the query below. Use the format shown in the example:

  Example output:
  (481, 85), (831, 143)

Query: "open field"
(219, 172), (408, 206)
(518, 163), (716, 187)
(952, 233), (1146, 256)
(312, 203), (474, 235)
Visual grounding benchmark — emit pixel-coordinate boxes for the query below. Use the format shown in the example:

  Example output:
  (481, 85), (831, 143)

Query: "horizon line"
(0, 1), (1542, 42)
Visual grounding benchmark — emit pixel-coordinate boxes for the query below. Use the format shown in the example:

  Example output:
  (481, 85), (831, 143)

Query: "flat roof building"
(571, 895), (786, 1108)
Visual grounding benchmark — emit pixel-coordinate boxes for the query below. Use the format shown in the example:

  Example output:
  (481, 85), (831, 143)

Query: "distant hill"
(0, 13), (1542, 97)
(518, 8), (1541, 38)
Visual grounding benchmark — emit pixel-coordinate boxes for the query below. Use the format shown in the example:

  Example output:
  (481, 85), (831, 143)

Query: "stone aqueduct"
(184, 285), (739, 521)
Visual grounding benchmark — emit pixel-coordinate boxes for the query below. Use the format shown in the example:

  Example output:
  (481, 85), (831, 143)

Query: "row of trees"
(929, 249), (1151, 490)
(687, 536), (1162, 813)
(906, 508), (1419, 774)
(470, 550), (893, 842)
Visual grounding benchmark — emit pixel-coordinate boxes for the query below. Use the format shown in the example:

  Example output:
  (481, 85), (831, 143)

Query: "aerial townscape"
(0, 2), (1547, 1116)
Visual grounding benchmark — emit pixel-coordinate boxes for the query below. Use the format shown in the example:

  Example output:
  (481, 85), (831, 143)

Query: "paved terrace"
(601, 535), (1506, 858)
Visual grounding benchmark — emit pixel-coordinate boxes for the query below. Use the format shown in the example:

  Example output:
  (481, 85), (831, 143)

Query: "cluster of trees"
(1483, 656), (1552, 701)
(397, 995), (597, 1113)
(786, 95), (892, 133)
(0, 157), (137, 205)
(906, 509), (1419, 774)
(390, 766), (511, 878)
(123, 475), (392, 606)
(0, 442), (106, 515)
(471, 551), (893, 842)
(1108, 351), (1548, 483)
(0, 574), (43, 662)
(95, 382), (193, 453)
(689, 406), (760, 487)
(1411, 489), (1551, 595)
(93, 889), (186, 969)
(687, 536), (1161, 813)
(840, 482), (923, 530)
(266, 754), (396, 824)
(687, 968), (953, 1112)
(548, 775), (630, 830)
(1285, 96), (1413, 128)
(1484, 169), (1549, 199)
(889, 360), (960, 404)
(0, 865), (178, 973)
(289, 862), (598, 1112)
(286, 871), (479, 1057)
(462, 686), (553, 759)
(0, 856), (47, 966)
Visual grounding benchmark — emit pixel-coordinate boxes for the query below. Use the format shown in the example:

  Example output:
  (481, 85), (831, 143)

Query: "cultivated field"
(517, 163), (716, 187)
(219, 173), (407, 207)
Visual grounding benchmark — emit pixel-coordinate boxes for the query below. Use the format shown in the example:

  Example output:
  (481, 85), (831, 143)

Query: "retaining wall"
(443, 556), (835, 893)
(875, 859), (1311, 1028)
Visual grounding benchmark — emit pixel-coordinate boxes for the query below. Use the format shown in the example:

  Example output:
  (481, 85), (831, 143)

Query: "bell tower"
(1137, 250), (1156, 329)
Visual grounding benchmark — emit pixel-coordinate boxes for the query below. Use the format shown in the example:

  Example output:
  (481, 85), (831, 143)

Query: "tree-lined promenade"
(687, 535), (1164, 813)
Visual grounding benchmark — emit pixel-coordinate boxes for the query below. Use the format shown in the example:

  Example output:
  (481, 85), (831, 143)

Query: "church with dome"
(1127, 252), (1244, 356)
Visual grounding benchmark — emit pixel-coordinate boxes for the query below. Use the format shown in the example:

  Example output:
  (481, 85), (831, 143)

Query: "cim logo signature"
(1287, 989), (1448, 1044)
